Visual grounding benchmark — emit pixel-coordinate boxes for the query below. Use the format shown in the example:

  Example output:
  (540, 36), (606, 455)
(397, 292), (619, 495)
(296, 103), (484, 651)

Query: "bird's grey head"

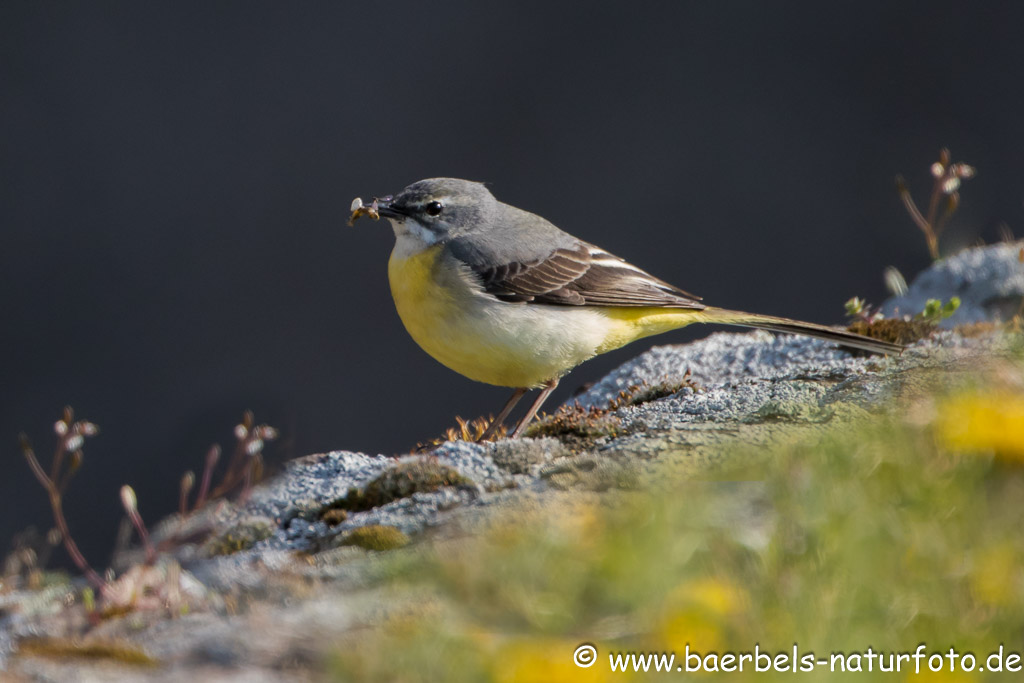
(377, 178), (496, 245)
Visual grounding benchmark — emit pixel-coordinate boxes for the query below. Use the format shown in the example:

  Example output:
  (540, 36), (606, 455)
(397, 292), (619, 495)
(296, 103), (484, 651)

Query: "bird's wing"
(464, 241), (705, 309)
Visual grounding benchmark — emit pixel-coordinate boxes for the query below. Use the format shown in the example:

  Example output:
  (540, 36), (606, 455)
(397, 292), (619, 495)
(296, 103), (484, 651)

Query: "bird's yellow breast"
(387, 244), (708, 388)
(388, 244), (559, 388)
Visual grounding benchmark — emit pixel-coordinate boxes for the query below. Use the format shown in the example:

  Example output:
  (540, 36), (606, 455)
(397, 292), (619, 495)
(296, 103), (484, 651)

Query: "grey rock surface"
(1, 244), (1016, 680)
(881, 241), (1024, 326)
(573, 330), (887, 409)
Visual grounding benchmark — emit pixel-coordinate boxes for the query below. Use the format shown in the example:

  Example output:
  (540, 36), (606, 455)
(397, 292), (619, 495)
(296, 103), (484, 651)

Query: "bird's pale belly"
(387, 245), (706, 389)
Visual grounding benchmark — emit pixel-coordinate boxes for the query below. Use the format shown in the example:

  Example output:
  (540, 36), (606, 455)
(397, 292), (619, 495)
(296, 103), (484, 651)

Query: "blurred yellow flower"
(970, 542), (1021, 606)
(904, 668), (979, 682)
(657, 578), (748, 652)
(492, 638), (613, 683)
(658, 609), (723, 654)
(936, 392), (1024, 461)
(675, 577), (748, 616)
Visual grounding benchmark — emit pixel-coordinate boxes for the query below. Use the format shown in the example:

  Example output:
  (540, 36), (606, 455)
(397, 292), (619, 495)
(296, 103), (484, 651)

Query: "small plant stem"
(21, 436), (109, 597)
(239, 458), (255, 504)
(179, 471), (194, 517)
(121, 490), (156, 564)
(924, 156), (946, 230)
(896, 175), (938, 259)
(213, 442), (247, 497)
(194, 445), (220, 510)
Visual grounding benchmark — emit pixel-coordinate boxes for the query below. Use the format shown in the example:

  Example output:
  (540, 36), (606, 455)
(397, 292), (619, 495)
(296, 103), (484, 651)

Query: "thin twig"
(896, 148), (974, 261)
(120, 486), (155, 564)
(194, 445), (221, 510)
(20, 433), (109, 597)
(179, 471), (195, 517)
(924, 148), (951, 230)
(896, 176), (932, 231)
(48, 407), (73, 485)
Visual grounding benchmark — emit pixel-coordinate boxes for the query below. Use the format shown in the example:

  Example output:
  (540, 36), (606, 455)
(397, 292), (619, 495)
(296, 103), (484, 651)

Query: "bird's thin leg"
(477, 387), (528, 442)
(510, 378), (560, 438)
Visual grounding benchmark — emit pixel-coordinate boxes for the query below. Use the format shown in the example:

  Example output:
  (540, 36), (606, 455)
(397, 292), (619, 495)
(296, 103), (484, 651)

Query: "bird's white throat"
(389, 218), (440, 258)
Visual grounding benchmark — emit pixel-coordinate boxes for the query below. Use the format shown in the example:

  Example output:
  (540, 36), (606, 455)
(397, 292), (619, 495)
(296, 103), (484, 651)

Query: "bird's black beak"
(348, 194), (406, 225)
(375, 195), (405, 219)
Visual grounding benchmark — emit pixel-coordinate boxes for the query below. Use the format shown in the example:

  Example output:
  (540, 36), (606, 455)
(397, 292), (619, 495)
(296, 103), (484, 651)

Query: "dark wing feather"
(466, 242), (705, 309)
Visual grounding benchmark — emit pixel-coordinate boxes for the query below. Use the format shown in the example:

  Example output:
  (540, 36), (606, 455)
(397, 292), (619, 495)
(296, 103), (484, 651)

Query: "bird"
(351, 178), (901, 440)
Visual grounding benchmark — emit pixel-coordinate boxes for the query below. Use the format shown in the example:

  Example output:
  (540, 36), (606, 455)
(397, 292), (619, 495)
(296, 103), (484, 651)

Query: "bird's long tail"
(701, 307), (903, 355)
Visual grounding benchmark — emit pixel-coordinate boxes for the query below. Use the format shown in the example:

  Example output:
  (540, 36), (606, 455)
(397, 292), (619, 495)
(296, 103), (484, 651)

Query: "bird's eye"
(425, 201), (444, 217)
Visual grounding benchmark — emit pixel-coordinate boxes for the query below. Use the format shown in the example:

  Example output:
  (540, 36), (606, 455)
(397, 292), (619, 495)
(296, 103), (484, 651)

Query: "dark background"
(3, 1), (1023, 568)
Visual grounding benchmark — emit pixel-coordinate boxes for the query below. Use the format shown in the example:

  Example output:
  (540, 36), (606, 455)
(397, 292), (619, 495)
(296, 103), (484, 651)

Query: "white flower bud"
(955, 164), (976, 178)
(120, 485), (138, 512)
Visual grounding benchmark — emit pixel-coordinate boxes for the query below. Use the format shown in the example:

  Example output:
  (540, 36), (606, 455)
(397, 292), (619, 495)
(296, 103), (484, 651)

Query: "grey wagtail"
(350, 178), (901, 440)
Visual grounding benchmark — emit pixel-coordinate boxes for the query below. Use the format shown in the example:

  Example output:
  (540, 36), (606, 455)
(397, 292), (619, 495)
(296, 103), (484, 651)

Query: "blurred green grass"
(329, 367), (1024, 682)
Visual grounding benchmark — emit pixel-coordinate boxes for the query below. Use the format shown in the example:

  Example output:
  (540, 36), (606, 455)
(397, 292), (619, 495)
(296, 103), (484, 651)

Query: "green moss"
(203, 520), (273, 556)
(955, 320), (1007, 337)
(523, 403), (624, 447)
(489, 438), (567, 474)
(320, 508), (348, 526)
(339, 525), (409, 551)
(18, 637), (158, 665)
(615, 377), (701, 408)
(330, 354), (1024, 680)
(335, 458), (473, 513)
(525, 379), (698, 448)
(540, 454), (640, 492)
(745, 400), (835, 423)
(847, 318), (935, 345)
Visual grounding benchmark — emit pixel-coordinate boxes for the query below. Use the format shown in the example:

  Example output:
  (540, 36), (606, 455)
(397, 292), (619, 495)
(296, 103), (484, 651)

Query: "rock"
(882, 241), (1024, 327)
(2, 244), (1017, 680)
